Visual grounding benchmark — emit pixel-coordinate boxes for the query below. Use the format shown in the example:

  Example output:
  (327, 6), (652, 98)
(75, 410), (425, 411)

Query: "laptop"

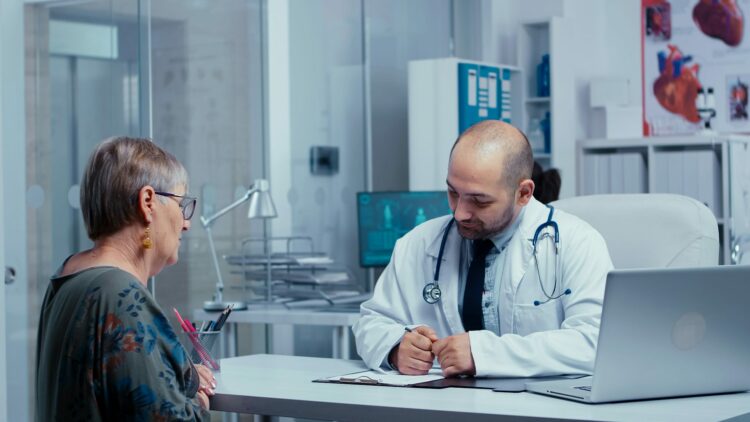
(526, 265), (750, 403)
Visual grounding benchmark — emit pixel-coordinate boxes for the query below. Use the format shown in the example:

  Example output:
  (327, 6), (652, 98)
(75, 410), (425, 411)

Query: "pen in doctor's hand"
(404, 326), (438, 343)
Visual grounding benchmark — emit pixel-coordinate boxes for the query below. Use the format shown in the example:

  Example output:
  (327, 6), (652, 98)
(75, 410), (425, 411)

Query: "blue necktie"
(462, 239), (494, 331)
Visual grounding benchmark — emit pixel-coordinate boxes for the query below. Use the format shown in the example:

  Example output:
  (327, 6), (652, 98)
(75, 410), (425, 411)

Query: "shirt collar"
(481, 206), (526, 253)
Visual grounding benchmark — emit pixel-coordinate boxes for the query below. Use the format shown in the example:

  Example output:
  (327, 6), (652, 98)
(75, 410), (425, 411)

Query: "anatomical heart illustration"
(653, 44), (702, 123)
(693, 0), (744, 46)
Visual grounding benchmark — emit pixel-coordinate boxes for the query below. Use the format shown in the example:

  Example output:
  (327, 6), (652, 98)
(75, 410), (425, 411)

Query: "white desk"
(212, 354), (750, 421)
(193, 305), (359, 359)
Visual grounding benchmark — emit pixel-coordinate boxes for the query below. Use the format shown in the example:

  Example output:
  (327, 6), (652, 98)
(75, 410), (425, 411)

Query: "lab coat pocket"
(513, 302), (562, 336)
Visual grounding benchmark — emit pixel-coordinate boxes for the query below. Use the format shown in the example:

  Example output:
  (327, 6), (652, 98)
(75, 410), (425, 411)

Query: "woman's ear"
(516, 179), (535, 206)
(138, 185), (156, 224)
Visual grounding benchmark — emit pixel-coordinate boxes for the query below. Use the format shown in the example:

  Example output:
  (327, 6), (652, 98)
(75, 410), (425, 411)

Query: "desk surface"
(194, 304), (360, 326)
(211, 354), (750, 421)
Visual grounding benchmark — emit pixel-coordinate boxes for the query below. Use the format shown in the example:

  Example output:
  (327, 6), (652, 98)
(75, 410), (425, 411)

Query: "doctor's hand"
(389, 325), (438, 375)
(432, 333), (476, 377)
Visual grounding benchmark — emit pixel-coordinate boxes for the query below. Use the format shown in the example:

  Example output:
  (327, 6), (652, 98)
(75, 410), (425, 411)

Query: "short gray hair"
(80, 136), (188, 240)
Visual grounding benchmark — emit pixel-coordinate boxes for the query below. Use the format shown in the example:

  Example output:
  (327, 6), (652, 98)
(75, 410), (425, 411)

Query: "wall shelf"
(517, 17), (576, 197)
(578, 134), (750, 264)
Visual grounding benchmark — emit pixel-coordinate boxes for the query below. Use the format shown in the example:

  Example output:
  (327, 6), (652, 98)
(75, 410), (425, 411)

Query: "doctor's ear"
(516, 179), (535, 206)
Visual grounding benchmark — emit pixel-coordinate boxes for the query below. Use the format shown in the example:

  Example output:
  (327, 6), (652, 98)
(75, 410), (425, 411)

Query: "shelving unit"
(516, 17), (577, 198)
(408, 57), (523, 191)
(578, 134), (750, 264)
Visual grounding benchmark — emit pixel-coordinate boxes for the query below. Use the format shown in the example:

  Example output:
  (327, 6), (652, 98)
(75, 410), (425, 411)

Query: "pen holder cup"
(180, 330), (221, 372)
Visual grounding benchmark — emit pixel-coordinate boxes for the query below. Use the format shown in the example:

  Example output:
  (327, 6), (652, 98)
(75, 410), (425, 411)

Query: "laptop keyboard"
(574, 386), (592, 391)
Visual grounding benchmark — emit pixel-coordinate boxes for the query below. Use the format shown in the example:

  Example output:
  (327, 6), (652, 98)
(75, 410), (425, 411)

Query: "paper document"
(295, 256), (334, 265)
(278, 271), (350, 284)
(324, 369), (444, 386)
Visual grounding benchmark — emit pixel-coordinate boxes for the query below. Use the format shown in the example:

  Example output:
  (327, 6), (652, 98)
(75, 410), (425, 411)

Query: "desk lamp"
(201, 179), (278, 311)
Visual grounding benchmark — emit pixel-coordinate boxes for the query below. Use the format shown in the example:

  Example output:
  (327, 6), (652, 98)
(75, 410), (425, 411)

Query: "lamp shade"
(247, 180), (277, 219)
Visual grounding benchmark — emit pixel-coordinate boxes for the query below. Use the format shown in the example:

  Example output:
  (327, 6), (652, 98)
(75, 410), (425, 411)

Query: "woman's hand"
(196, 390), (210, 410)
(195, 364), (216, 397)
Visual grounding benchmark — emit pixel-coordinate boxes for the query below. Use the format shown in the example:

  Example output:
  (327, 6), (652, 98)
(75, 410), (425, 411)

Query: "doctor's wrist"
(387, 344), (400, 372)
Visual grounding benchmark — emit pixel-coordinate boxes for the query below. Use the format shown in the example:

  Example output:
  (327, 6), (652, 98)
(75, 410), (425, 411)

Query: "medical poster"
(642, 0), (750, 135)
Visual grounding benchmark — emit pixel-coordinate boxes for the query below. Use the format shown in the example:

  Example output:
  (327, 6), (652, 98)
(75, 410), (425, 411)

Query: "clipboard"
(412, 374), (587, 392)
(314, 370), (585, 392)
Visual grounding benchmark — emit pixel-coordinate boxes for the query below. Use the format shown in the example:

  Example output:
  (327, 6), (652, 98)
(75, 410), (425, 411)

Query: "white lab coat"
(353, 197), (614, 377)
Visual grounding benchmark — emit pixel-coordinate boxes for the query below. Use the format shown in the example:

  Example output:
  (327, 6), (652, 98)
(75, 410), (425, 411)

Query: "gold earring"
(142, 226), (153, 249)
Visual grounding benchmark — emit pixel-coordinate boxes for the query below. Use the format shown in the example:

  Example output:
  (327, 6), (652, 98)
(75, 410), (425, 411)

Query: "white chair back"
(551, 194), (719, 268)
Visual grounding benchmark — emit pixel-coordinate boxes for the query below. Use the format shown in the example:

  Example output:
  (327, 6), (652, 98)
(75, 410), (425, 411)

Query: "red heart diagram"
(693, 0), (744, 47)
(653, 44), (702, 123)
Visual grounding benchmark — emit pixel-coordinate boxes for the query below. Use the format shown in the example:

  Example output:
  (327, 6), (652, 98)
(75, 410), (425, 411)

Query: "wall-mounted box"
(309, 146), (339, 175)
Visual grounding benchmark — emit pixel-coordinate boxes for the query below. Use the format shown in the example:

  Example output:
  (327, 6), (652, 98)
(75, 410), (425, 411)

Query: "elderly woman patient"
(36, 137), (213, 421)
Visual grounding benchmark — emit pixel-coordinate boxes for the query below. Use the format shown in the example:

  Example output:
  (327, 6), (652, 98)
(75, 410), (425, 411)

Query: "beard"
(455, 205), (516, 240)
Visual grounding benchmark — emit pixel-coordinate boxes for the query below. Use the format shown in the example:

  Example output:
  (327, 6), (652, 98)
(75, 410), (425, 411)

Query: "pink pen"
(173, 308), (191, 332)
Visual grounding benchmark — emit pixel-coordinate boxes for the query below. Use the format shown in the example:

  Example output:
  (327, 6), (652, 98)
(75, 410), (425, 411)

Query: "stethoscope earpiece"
(533, 288), (571, 306)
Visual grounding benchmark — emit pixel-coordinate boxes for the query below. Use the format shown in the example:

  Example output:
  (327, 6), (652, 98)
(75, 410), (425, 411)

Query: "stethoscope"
(531, 206), (570, 306)
(422, 219), (454, 304)
(422, 206), (571, 306)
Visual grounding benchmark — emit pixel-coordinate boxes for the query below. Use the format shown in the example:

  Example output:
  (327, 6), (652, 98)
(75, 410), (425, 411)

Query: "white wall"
(485, 0), (642, 197)
(604, 0), (642, 113)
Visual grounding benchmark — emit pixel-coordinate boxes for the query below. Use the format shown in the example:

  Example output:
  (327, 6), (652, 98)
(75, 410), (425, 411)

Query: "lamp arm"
(205, 225), (225, 303)
(200, 186), (258, 228)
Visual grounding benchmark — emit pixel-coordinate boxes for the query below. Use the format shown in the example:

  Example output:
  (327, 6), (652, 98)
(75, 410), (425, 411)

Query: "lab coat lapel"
(507, 198), (548, 294)
(425, 218), (464, 333)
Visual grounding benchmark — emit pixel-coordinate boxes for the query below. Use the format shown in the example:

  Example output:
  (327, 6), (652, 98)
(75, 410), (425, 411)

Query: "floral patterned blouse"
(36, 266), (209, 421)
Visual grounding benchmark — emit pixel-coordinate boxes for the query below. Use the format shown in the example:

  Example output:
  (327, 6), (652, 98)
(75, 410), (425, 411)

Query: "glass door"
(24, 2), (266, 417)
(23, 1), (148, 419)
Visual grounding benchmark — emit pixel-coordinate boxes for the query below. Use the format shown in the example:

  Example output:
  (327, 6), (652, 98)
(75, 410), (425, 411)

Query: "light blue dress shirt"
(457, 207), (526, 335)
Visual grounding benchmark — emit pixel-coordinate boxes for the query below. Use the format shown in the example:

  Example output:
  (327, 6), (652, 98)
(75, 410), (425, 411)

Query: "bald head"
(449, 120), (533, 190)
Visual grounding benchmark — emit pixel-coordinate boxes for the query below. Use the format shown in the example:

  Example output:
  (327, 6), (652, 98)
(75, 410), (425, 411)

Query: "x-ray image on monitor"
(357, 191), (452, 267)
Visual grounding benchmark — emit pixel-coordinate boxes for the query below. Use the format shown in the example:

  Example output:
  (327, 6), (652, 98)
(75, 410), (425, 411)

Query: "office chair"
(551, 193), (719, 268)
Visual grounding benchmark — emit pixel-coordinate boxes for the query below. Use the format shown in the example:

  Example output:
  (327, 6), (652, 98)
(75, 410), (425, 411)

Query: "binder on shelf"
(597, 154), (610, 195)
(622, 152), (647, 194)
(609, 153), (625, 194)
(652, 148), (721, 217)
(667, 151), (684, 196)
(695, 148), (722, 216)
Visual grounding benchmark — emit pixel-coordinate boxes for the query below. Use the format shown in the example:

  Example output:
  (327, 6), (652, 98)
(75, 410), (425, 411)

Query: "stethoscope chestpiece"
(423, 219), (454, 305)
(422, 282), (441, 304)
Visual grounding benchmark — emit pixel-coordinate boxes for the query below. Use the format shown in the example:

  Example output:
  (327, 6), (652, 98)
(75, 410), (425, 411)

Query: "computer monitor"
(357, 191), (452, 267)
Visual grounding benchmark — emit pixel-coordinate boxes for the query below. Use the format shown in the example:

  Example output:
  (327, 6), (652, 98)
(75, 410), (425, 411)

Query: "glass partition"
(25, 2), (147, 419)
(22, 1), (470, 415)
(24, 1), (265, 418)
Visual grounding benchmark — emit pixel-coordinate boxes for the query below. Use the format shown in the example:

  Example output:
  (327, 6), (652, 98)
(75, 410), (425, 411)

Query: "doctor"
(353, 120), (613, 378)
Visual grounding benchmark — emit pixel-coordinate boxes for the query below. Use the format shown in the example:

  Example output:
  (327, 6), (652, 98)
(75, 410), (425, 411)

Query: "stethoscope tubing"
(424, 206), (567, 306)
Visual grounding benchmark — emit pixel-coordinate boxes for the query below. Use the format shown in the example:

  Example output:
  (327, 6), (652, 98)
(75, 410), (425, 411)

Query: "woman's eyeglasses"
(155, 191), (197, 220)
